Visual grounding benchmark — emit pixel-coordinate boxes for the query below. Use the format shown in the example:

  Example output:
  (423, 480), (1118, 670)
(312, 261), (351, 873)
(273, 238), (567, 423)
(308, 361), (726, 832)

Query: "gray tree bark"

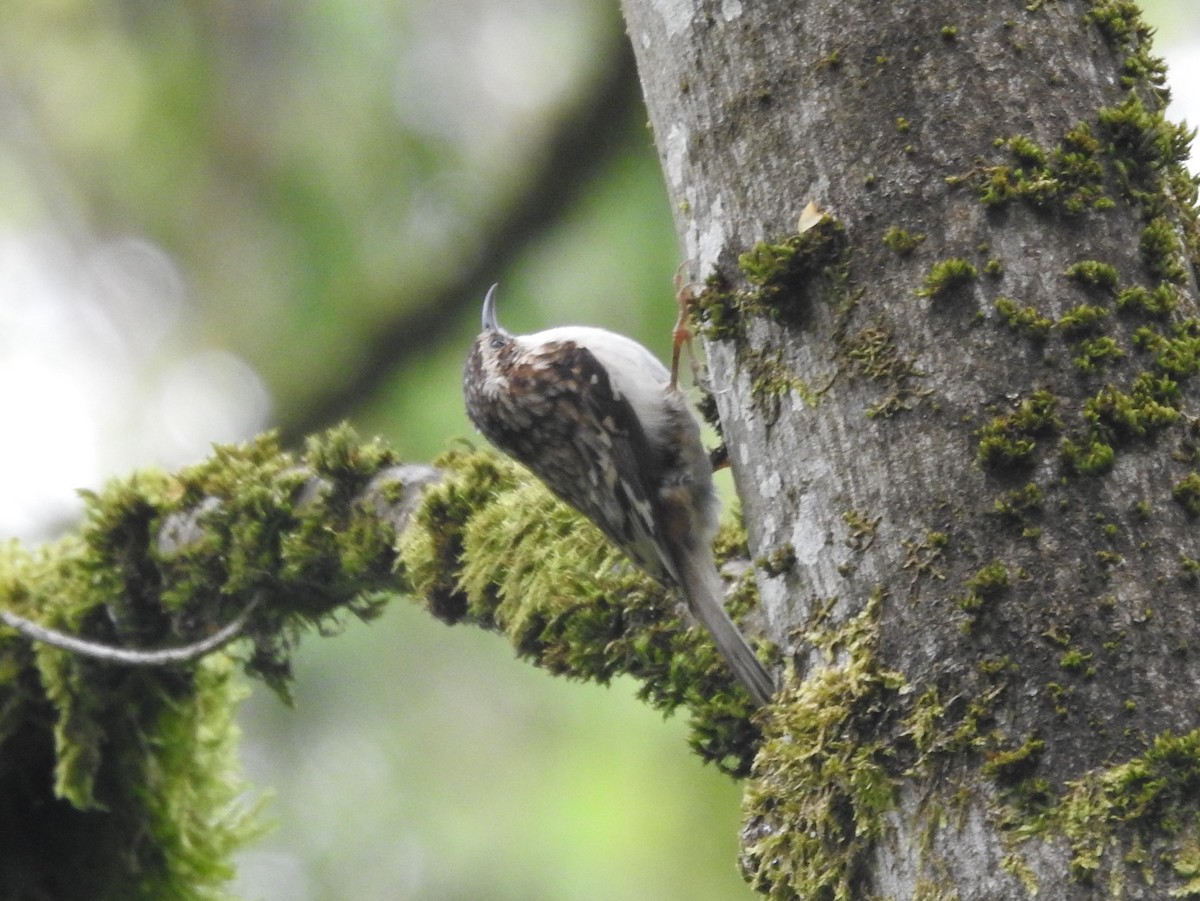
(621, 0), (1200, 897)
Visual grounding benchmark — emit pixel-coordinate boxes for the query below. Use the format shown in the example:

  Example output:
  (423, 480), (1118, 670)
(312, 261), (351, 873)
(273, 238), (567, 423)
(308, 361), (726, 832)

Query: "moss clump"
(696, 216), (850, 340)
(917, 258), (978, 299)
(1087, 0), (1168, 95)
(1172, 473), (1200, 517)
(1133, 321), (1200, 379)
(1008, 134), (1047, 167)
(882, 226), (926, 255)
(995, 297), (1054, 339)
(994, 482), (1045, 522)
(692, 283), (745, 342)
(970, 560), (1009, 594)
(1098, 92), (1192, 175)
(974, 127), (1110, 214)
(1064, 260), (1119, 292)
(1083, 378), (1180, 439)
(1057, 303), (1110, 337)
(1117, 283), (1178, 318)
(742, 590), (905, 900)
(1006, 729), (1200, 887)
(758, 543), (797, 577)
(1072, 336), (1125, 371)
(1061, 433), (1116, 475)
(738, 216), (848, 297)
(959, 560), (1011, 618)
(983, 735), (1045, 784)
(843, 510), (882, 551)
(976, 390), (1061, 468)
(1140, 216), (1189, 285)
(1060, 646), (1096, 674)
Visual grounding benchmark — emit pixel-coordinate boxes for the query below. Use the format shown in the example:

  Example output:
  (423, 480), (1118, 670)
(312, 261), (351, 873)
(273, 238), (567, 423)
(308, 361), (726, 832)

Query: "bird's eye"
(489, 336), (506, 350)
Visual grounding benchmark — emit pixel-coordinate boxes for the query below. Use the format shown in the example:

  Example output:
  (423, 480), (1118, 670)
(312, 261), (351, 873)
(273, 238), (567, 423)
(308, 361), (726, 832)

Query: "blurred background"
(0, 2), (1196, 898)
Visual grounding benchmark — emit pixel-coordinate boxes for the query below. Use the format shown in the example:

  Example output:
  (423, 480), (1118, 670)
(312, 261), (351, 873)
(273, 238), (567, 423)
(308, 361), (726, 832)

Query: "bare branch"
(1, 594), (263, 666)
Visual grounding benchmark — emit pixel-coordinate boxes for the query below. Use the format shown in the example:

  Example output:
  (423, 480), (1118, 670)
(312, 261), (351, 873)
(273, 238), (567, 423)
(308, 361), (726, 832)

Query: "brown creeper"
(463, 284), (774, 707)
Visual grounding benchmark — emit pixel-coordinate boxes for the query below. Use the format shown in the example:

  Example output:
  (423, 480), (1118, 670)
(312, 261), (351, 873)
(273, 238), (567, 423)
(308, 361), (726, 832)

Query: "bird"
(463, 284), (774, 707)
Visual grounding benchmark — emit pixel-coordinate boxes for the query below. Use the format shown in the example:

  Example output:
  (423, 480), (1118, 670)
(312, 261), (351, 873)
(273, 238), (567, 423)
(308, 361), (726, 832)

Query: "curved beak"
(482, 283), (500, 331)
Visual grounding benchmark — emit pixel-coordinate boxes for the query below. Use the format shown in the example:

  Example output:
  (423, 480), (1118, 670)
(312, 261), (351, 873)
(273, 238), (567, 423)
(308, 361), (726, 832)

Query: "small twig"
(0, 595), (263, 666)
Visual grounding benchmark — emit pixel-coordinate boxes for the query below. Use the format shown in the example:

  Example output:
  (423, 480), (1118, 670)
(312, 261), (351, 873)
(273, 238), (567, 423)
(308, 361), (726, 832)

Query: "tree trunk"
(622, 0), (1200, 897)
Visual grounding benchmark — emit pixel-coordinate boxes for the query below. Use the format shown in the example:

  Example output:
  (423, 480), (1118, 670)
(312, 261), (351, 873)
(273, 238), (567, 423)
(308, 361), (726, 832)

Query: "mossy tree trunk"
(621, 0), (1200, 897)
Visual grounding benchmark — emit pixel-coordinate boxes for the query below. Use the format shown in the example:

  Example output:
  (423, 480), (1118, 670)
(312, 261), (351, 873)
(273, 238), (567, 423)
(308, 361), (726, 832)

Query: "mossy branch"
(0, 424), (766, 898)
(402, 446), (766, 775)
(0, 425), (439, 898)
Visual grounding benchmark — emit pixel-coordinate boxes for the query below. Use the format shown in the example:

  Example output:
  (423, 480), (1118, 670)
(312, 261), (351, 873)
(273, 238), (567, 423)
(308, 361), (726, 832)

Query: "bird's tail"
(677, 552), (775, 707)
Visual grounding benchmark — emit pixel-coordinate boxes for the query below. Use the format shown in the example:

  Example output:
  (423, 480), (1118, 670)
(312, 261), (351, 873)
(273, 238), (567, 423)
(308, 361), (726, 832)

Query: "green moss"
(882, 225), (926, 255)
(401, 448), (512, 624)
(0, 427), (439, 897)
(758, 543), (797, 577)
(977, 165), (1020, 206)
(994, 482), (1045, 522)
(1135, 321), (1200, 378)
(137, 658), (267, 896)
(693, 283), (745, 342)
(1059, 648), (1095, 673)
(901, 531), (949, 584)
(1098, 92), (1190, 171)
(1040, 730), (1200, 886)
(698, 216), (850, 340)
(1087, 1), (1154, 52)
(845, 324), (930, 417)
(1061, 434), (1116, 475)
(1057, 303), (1110, 337)
(976, 390), (1061, 468)
(1117, 283), (1178, 318)
(1072, 336), (1125, 371)
(1173, 473), (1200, 517)
(969, 560), (1010, 595)
(738, 216), (847, 297)
(1064, 260), (1119, 292)
(1083, 378), (1180, 438)
(815, 49), (841, 70)
(974, 127), (1110, 213)
(843, 510), (882, 551)
(959, 560), (1010, 613)
(1008, 134), (1046, 166)
(917, 258), (978, 299)
(436, 450), (764, 773)
(1140, 217), (1189, 284)
(745, 348), (820, 423)
(983, 735), (1045, 784)
(994, 297), (1054, 339)
(742, 590), (905, 899)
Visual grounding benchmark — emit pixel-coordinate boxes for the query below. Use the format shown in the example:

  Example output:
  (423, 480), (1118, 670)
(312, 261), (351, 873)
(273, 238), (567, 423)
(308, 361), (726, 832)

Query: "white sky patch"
(1163, 40), (1200, 174)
